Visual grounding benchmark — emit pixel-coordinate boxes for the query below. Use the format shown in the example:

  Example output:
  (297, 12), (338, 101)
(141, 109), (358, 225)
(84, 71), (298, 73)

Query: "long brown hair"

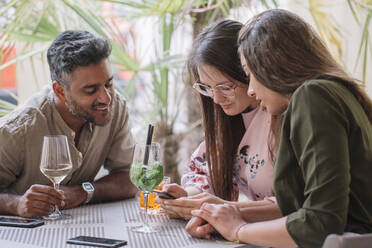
(238, 9), (372, 153)
(187, 20), (248, 200)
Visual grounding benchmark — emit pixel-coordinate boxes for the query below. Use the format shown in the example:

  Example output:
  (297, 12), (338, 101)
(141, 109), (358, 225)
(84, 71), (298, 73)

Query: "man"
(0, 30), (137, 217)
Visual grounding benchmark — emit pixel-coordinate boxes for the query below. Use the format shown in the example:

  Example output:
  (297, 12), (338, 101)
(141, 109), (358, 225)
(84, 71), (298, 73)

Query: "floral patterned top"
(181, 107), (274, 201)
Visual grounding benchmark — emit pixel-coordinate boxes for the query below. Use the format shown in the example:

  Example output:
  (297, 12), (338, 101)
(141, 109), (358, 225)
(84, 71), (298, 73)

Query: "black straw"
(143, 124), (154, 165)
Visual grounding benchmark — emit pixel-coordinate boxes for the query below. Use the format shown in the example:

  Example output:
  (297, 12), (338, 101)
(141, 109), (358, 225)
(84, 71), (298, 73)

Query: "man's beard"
(66, 95), (112, 126)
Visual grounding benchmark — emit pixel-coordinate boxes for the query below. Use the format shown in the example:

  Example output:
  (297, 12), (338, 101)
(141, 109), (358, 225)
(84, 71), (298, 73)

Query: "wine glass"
(40, 135), (73, 220)
(129, 142), (163, 233)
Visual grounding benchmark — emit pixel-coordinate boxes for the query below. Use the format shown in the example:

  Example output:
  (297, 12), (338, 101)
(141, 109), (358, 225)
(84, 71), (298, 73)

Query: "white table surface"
(0, 198), (263, 248)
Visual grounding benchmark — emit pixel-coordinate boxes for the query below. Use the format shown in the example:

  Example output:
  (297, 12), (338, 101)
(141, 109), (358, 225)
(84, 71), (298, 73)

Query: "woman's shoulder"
(290, 79), (360, 113)
(293, 79), (352, 100)
(287, 78), (369, 126)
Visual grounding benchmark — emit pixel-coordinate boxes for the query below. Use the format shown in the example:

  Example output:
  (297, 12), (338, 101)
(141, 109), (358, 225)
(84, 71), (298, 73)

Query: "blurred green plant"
(347, 0), (372, 82)
(0, 0), (141, 116)
(0, 0), (276, 120)
(298, 0), (372, 83)
(308, 0), (343, 62)
(0, 0), (277, 180)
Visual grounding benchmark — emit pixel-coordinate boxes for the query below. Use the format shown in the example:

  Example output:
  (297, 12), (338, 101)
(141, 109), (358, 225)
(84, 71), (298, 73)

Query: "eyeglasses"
(192, 82), (238, 98)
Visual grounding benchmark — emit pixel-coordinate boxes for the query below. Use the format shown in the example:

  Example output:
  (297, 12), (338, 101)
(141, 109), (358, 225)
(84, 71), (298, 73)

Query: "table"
(0, 198), (261, 248)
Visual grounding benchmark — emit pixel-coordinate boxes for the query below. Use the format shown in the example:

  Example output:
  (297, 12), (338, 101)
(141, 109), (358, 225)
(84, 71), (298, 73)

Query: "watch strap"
(82, 182), (94, 204)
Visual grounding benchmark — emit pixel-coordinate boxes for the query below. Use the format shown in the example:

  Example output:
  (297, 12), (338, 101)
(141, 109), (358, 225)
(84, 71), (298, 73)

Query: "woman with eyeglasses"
(157, 19), (282, 223)
(186, 9), (372, 248)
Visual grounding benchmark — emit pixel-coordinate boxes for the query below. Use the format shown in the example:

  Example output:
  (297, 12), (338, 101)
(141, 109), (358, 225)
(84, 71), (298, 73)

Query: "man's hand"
(58, 185), (86, 209)
(156, 191), (225, 219)
(16, 184), (65, 217)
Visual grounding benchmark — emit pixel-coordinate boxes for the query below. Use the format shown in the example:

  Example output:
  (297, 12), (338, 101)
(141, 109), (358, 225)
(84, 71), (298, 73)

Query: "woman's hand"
(190, 203), (247, 242)
(162, 183), (188, 198)
(155, 183), (187, 218)
(185, 216), (216, 239)
(157, 191), (226, 219)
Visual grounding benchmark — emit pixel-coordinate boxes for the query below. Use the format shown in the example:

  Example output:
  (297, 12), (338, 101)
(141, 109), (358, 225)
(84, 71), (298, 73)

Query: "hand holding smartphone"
(67, 236), (127, 247)
(152, 190), (176, 199)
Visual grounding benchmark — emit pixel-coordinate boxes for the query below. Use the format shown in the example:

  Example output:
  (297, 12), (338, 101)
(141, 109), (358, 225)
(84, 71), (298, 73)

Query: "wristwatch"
(82, 182), (95, 204)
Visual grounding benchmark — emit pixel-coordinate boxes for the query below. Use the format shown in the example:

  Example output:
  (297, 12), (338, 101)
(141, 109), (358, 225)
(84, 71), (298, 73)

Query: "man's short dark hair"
(47, 30), (111, 87)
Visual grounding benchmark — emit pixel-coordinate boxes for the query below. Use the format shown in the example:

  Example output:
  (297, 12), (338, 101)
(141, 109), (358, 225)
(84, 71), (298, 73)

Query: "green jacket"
(274, 79), (372, 248)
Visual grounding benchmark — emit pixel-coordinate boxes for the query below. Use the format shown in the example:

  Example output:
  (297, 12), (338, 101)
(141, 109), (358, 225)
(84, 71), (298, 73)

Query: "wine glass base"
(131, 225), (161, 233)
(43, 212), (72, 221)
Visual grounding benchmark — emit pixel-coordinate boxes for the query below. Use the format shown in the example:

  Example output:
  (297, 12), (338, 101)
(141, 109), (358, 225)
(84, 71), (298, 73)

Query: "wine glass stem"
(54, 183), (61, 214)
(144, 192), (149, 227)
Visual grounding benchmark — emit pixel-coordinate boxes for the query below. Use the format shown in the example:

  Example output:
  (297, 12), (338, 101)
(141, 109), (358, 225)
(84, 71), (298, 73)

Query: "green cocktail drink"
(130, 163), (163, 192)
(130, 142), (163, 233)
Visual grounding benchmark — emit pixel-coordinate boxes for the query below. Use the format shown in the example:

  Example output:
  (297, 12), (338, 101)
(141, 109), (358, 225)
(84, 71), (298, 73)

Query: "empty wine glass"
(129, 142), (163, 233)
(40, 135), (72, 220)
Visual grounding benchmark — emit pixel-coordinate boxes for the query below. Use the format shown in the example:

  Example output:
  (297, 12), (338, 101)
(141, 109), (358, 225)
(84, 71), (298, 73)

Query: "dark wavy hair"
(238, 9), (372, 155)
(187, 19), (248, 201)
(47, 30), (111, 88)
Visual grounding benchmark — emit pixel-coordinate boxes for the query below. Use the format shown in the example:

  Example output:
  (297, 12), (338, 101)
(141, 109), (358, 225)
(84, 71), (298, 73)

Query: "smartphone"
(152, 190), (176, 199)
(0, 216), (44, 228)
(66, 236), (127, 247)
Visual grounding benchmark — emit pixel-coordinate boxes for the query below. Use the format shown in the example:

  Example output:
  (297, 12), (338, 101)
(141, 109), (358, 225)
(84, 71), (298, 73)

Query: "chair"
(322, 233), (372, 248)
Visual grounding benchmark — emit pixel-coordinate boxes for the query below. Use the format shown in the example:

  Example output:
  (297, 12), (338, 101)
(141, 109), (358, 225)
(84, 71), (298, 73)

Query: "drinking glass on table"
(140, 176), (171, 214)
(129, 142), (163, 233)
(40, 135), (72, 220)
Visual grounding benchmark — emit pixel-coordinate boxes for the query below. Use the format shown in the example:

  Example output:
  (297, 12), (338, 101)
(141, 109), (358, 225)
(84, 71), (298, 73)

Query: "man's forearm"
(91, 170), (137, 203)
(0, 193), (20, 215)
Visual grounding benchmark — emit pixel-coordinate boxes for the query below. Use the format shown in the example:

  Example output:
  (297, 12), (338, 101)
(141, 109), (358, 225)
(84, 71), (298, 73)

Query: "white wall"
(16, 44), (50, 102)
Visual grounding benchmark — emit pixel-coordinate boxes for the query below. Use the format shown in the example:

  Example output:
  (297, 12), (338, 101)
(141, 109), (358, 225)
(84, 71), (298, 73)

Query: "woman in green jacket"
(186, 9), (372, 248)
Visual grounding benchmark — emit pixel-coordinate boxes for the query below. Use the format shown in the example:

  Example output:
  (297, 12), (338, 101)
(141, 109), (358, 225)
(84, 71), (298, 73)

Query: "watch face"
(83, 183), (94, 191)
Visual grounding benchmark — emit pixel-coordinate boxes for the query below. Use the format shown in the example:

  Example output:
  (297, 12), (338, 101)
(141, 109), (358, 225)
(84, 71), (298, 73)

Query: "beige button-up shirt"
(0, 85), (134, 195)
